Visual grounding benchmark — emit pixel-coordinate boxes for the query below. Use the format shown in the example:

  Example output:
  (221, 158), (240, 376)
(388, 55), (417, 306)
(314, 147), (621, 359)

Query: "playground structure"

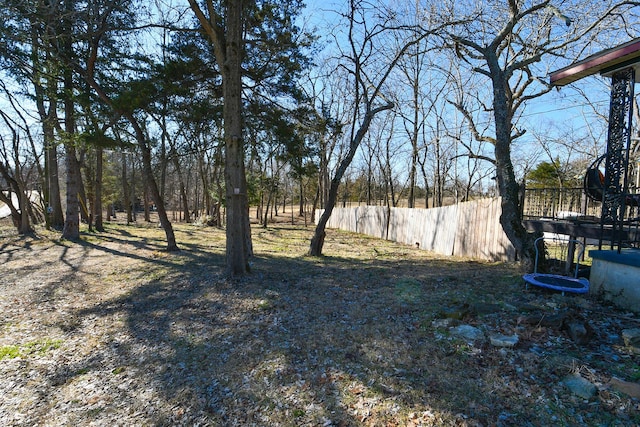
(523, 38), (640, 309)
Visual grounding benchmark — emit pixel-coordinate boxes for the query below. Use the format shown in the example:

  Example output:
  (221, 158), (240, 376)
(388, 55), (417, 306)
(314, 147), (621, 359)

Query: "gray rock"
(431, 318), (455, 328)
(563, 374), (597, 399)
(489, 334), (519, 348)
(622, 328), (640, 347)
(564, 320), (593, 345)
(439, 304), (470, 320)
(450, 325), (485, 343)
(609, 377), (640, 399)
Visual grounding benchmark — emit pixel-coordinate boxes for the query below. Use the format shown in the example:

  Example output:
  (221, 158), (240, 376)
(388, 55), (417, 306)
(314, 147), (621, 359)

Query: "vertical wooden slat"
(316, 198), (516, 261)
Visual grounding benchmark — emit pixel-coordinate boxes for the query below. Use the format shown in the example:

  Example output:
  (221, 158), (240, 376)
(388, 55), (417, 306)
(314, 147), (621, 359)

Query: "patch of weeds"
(82, 233), (102, 244)
(395, 278), (423, 304)
(2, 321), (15, 331)
(0, 338), (62, 359)
(292, 408), (305, 417)
(257, 299), (273, 310)
(22, 338), (63, 356)
(86, 407), (104, 417)
(628, 367), (640, 382)
(112, 366), (126, 375)
(610, 360), (640, 382)
(0, 345), (20, 359)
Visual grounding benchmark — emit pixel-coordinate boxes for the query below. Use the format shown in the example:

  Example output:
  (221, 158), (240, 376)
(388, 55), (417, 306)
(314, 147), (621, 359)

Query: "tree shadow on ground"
(2, 223), (638, 425)
(64, 228), (536, 426)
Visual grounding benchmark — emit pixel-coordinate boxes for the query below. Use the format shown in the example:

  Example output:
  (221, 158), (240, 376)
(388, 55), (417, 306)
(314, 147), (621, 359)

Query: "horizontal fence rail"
(317, 198), (516, 262)
(522, 187), (600, 220)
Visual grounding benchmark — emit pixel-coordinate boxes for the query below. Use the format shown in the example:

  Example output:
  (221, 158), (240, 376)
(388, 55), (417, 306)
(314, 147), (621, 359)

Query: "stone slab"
(589, 249), (640, 313)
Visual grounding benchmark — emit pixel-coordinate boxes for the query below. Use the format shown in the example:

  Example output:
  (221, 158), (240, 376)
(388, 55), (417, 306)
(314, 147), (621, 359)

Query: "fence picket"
(317, 198), (516, 261)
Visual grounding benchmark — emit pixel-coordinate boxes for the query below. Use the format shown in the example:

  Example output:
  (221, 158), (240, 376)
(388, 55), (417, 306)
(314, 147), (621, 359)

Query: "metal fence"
(522, 187), (601, 220)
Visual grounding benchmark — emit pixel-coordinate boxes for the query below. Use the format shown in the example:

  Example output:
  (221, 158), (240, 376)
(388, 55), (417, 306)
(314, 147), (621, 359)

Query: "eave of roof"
(550, 38), (640, 87)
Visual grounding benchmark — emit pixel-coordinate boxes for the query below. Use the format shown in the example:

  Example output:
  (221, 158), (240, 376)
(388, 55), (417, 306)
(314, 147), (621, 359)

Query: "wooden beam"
(522, 219), (639, 242)
(550, 38), (640, 86)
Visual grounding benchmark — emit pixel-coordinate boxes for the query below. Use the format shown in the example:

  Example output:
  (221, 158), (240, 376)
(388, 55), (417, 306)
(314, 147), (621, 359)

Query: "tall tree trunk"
(94, 146), (104, 231)
(44, 134), (64, 229)
(138, 137), (178, 250)
(171, 151), (190, 223)
(223, 1), (252, 274)
(311, 186), (319, 223)
(144, 185), (151, 222)
(62, 144), (81, 240)
(298, 178), (305, 216)
(130, 157), (137, 222)
(61, 81), (80, 238)
(310, 103), (393, 256)
(82, 149), (95, 231)
(198, 153), (210, 219)
(18, 191), (32, 235)
(122, 152), (132, 224)
(44, 93), (64, 229)
(188, 0), (252, 273)
(263, 188), (272, 228)
(60, 0), (80, 240)
(76, 150), (90, 224)
(488, 60), (536, 268)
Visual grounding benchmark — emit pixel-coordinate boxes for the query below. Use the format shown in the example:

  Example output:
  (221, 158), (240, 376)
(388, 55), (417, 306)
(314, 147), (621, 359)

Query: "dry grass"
(0, 217), (639, 426)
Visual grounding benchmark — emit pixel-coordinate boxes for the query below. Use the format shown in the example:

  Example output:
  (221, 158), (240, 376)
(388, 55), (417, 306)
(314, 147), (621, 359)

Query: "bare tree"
(437, 0), (640, 268)
(0, 109), (35, 235)
(309, 0), (454, 255)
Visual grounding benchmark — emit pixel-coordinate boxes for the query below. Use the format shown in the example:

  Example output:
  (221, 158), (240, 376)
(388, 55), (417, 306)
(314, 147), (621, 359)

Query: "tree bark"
(62, 143), (81, 240)
(94, 146), (104, 232)
(187, 0), (253, 274)
(487, 57), (536, 269)
(43, 83), (64, 229)
(122, 151), (132, 224)
(298, 178), (305, 216)
(138, 136), (178, 250)
(60, 0), (80, 241)
(61, 67), (80, 239)
(171, 150), (190, 223)
(224, 0), (252, 274)
(310, 103), (393, 256)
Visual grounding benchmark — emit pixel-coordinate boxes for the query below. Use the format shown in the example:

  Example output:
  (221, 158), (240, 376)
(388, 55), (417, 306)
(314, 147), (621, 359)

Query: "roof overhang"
(550, 38), (640, 87)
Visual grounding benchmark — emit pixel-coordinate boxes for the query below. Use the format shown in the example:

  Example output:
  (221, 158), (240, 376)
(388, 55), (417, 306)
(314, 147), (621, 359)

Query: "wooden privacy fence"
(317, 198), (517, 261)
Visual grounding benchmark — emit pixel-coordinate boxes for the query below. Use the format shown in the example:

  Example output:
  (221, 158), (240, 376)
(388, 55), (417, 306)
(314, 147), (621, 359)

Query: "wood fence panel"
(434, 205), (458, 256)
(317, 198), (516, 261)
(363, 205), (388, 239)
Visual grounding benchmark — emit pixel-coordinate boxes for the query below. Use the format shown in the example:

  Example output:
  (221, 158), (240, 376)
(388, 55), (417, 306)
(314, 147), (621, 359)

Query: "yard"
(0, 218), (639, 426)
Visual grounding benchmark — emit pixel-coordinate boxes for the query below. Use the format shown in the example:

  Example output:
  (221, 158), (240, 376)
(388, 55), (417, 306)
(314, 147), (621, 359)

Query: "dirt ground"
(1, 216), (639, 426)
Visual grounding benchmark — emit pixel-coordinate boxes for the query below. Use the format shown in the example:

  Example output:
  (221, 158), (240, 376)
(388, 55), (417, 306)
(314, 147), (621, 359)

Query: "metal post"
(600, 67), (635, 251)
